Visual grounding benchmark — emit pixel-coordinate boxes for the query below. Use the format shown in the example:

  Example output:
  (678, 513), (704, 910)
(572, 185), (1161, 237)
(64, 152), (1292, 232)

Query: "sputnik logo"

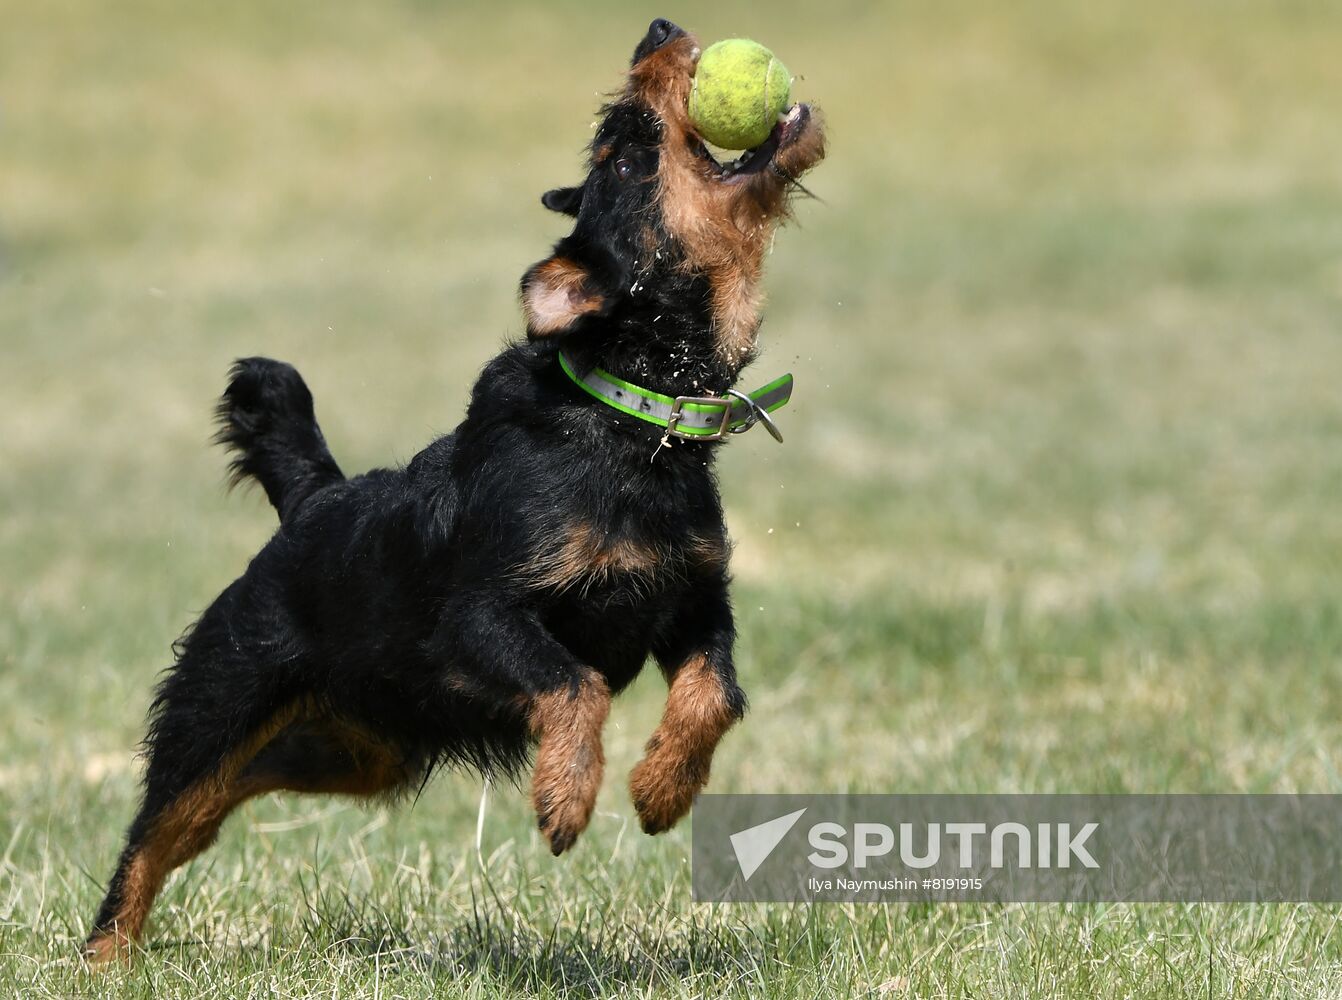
(729, 808), (807, 881)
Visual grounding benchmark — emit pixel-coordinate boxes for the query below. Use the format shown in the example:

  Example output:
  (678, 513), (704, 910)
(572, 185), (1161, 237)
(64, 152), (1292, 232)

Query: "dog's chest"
(524, 520), (725, 597)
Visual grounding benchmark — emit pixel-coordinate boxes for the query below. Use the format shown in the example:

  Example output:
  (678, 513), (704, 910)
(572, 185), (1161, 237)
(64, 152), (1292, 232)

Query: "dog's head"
(521, 19), (826, 374)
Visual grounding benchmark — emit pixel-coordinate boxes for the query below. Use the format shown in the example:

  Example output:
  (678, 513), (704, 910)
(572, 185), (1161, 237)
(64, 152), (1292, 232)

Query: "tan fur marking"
(592, 143), (614, 165)
(639, 223), (660, 257)
(528, 669), (611, 855)
(523, 256), (604, 335)
(685, 530), (729, 571)
(628, 655), (737, 834)
(654, 137), (771, 361)
(528, 521), (661, 593)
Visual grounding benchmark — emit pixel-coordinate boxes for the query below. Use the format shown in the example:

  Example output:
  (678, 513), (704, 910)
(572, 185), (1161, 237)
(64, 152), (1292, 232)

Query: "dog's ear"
(541, 185), (584, 217)
(521, 254), (608, 336)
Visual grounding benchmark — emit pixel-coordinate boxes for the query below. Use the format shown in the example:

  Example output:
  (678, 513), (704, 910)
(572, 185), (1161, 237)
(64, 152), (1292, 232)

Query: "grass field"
(4, 0), (1342, 995)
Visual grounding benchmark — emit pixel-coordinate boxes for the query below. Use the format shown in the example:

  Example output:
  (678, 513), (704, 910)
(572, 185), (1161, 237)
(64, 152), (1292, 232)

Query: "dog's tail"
(214, 358), (344, 523)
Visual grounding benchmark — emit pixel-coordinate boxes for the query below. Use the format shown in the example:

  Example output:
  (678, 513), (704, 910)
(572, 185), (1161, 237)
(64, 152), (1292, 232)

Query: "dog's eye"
(613, 158), (635, 181)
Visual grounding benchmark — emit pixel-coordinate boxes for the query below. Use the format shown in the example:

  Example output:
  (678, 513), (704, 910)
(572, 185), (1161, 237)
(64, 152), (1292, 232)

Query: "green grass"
(4, 0), (1342, 995)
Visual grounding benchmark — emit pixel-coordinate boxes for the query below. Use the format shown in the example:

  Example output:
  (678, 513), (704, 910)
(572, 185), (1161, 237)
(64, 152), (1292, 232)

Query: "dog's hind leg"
(83, 692), (304, 964)
(85, 675), (423, 964)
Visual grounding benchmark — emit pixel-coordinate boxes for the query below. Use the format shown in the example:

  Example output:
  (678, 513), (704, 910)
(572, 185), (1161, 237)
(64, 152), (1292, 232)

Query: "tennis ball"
(688, 39), (791, 151)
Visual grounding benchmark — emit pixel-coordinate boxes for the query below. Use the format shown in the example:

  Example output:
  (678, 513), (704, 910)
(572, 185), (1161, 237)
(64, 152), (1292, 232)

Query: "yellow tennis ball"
(688, 39), (791, 151)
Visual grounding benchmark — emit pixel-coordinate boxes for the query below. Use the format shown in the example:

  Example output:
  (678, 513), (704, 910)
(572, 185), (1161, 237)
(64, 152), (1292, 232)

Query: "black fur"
(87, 18), (825, 959)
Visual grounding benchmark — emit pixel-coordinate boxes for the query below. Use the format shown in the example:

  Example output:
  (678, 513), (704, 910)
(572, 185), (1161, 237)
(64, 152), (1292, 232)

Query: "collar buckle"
(667, 396), (733, 441)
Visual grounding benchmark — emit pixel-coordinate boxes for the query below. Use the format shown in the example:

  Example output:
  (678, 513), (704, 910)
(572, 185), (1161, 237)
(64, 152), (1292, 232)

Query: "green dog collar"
(558, 351), (793, 443)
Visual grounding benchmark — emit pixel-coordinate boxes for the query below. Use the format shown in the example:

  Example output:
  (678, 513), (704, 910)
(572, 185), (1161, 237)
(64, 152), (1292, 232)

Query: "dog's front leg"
(436, 598), (610, 855)
(526, 666), (610, 855)
(630, 577), (746, 834)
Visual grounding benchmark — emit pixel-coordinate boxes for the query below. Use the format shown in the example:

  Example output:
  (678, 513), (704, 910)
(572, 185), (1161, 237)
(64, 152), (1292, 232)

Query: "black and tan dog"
(86, 18), (824, 962)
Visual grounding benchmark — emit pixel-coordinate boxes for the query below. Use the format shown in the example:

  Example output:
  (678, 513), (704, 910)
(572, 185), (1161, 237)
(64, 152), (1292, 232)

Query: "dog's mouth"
(691, 104), (812, 183)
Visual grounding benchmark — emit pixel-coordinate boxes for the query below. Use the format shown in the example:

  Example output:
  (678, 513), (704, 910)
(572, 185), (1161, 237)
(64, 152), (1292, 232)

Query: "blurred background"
(4, 0), (1342, 994)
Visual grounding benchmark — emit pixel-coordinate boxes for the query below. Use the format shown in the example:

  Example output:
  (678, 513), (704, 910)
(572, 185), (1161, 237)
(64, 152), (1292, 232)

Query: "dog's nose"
(646, 18), (684, 50)
(631, 18), (688, 66)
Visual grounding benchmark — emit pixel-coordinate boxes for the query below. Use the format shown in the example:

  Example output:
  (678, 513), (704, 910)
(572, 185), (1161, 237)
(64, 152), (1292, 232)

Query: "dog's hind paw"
(83, 931), (132, 967)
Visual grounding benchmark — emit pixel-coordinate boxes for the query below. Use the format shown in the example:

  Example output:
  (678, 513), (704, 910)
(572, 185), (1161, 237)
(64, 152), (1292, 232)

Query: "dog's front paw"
(528, 674), (609, 856)
(533, 748), (601, 856)
(629, 739), (709, 835)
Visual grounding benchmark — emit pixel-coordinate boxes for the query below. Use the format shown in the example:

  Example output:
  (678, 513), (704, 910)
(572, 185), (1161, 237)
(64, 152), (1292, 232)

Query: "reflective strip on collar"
(558, 352), (793, 440)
